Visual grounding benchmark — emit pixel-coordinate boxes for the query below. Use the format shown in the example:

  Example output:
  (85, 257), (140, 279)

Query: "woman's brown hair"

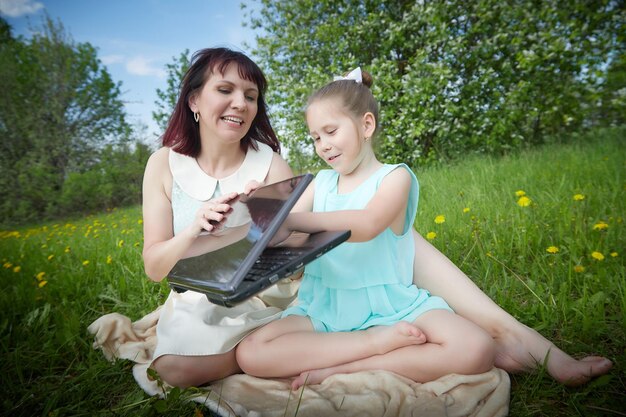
(161, 47), (280, 156)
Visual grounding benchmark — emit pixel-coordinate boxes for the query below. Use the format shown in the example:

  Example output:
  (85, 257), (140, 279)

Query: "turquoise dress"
(283, 164), (452, 332)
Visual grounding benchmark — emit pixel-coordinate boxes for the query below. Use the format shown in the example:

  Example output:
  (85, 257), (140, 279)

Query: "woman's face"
(189, 63), (259, 144)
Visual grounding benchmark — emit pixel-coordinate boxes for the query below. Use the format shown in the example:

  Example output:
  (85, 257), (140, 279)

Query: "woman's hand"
(243, 180), (263, 195)
(189, 192), (239, 237)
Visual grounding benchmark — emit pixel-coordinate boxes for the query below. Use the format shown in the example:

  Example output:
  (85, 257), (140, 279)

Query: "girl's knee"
(235, 337), (260, 375)
(463, 331), (496, 373)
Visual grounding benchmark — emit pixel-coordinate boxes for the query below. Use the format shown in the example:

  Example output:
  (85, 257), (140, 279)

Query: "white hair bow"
(334, 67), (362, 83)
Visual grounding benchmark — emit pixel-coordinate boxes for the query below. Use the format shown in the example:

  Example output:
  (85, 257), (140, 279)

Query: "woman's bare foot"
(493, 323), (612, 386)
(367, 321), (427, 355)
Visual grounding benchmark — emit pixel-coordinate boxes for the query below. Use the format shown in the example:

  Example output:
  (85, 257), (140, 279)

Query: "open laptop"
(167, 174), (351, 307)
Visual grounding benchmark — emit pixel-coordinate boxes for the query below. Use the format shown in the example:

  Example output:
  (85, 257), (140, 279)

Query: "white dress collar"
(169, 141), (273, 201)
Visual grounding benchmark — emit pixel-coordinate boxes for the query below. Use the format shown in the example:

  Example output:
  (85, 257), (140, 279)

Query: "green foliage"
(58, 143), (151, 215)
(246, 0), (625, 169)
(0, 16), (150, 226)
(153, 49), (191, 134)
(0, 128), (623, 416)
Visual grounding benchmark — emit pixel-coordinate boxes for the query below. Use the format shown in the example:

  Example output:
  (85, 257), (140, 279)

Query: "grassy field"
(1, 127), (624, 416)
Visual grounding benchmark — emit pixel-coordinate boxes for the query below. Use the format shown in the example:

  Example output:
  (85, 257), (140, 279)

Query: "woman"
(141, 47), (295, 387)
(138, 47), (611, 388)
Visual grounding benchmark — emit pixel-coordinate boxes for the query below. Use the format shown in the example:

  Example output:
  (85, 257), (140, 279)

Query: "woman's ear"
(362, 112), (376, 139)
(188, 93), (198, 114)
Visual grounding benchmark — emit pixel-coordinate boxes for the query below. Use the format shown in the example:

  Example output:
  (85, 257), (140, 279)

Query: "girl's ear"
(362, 112), (376, 139)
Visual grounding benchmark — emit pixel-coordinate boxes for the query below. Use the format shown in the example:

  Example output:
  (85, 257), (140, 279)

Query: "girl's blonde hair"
(306, 70), (379, 137)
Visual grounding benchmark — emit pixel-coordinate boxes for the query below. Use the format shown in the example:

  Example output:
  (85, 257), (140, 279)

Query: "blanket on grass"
(88, 309), (510, 417)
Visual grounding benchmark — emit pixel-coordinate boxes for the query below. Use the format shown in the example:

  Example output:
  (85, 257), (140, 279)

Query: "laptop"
(167, 174), (351, 307)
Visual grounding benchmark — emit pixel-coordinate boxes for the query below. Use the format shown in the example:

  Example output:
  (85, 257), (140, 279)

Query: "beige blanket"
(88, 310), (510, 417)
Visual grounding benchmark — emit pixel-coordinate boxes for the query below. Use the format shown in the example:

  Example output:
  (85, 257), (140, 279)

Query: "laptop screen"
(168, 175), (307, 289)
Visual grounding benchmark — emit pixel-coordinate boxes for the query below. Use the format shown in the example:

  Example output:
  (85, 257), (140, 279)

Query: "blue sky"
(1, 0), (259, 141)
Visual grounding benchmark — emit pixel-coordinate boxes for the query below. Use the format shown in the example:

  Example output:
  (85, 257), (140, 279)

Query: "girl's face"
(306, 97), (371, 176)
(189, 63), (259, 145)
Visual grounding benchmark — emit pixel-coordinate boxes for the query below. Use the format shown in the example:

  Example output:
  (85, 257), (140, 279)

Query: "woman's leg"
(152, 350), (241, 388)
(292, 310), (495, 390)
(236, 315), (426, 378)
(411, 230), (612, 386)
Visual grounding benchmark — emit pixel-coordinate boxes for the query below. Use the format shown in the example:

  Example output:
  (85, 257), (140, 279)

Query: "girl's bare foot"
(289, 323), (426, 390)
(494, 324), (612, 386)
(367, 321), (426, 355)
(291, 368), (335, 390)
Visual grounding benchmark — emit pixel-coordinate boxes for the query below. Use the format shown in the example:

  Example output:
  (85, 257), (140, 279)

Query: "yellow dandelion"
(106, 255), (113, 264)
(573, 265), (585, 273)
(610, 252), (618, 257)
(47, 254), (54, 261)
(82, 260), (90, 266)
(3, 262), (12, 269)
(593, 221), (608, 230)
(434, 215), (446, 224)
(426, 232), (437, 240)
(573, 194), (585, 201)
(517, 196), (532, 207)
(546, 246), (559, 254)
(118, 239), (124, 248)
(36, 272), (46, 281)
(515, 190), (526, 197)
(463, 207), (470, 213)
(13, 266), (21, 273)
(64, 246), (71, 253)
(38, 280), (48, 288)
(591, 251), (605, 261)
(137, 219), (143, 224)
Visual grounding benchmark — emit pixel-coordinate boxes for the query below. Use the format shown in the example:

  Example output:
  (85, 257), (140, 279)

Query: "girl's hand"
(269, 222), (292, 247)
(190, 192), (239, 237)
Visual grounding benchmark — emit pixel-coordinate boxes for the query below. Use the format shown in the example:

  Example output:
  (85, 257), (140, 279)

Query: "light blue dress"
(283, 164), (452, 332)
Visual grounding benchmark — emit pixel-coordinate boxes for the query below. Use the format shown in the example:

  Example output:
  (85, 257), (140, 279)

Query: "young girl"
(236, 68), (496, 389)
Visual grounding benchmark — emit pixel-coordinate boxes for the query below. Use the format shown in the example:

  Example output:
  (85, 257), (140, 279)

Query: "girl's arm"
(286, 167), (412, 242)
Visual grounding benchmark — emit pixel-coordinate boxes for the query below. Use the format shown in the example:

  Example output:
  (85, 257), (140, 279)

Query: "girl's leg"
(411, 230), (612, 386)
(236, 315), (426, 378)
(152, 350), (241, 388)
(292, 310), (495, 390)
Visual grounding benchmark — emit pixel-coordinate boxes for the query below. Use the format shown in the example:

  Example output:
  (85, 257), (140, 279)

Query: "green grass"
(414, 127), (625, 415)
(1, 127), (624, 416)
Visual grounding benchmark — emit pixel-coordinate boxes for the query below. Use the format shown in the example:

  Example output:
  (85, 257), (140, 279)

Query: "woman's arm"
(141, 149), (236, 281)
(286, 167), (412, 242)
(141, 148), (194, 281)
(142, 150), (295, 281)
(265, 152), (295, 184)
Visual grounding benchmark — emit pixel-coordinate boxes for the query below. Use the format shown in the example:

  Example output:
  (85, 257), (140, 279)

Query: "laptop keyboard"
(243, 247), (307, 281)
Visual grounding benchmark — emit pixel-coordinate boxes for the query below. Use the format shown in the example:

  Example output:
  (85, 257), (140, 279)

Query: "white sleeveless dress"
(152, 142), (299, 360)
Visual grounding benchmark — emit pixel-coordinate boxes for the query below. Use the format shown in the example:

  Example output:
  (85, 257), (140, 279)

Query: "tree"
(153, 49), (190, 134)
(0, 15), (131, 225)
(245, 0), (624, 168)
